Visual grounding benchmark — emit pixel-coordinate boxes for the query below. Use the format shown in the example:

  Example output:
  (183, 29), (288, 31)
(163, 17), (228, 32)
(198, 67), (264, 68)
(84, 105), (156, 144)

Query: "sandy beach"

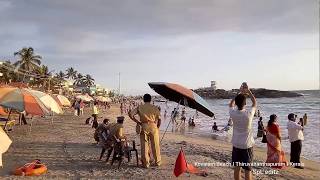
(1, 104), (319, 180)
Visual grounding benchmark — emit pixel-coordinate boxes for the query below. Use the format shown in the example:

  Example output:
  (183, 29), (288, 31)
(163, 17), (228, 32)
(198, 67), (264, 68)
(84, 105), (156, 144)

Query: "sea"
(157, 90), (320, 162)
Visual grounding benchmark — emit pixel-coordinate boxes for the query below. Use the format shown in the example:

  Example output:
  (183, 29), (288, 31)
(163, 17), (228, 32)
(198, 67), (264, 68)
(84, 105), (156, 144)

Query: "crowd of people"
(71, 83), (308, 179)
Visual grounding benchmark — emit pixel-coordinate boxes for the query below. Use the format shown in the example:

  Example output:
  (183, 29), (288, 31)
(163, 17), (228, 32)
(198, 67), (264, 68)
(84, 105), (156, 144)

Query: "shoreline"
(168, 130), (320, 163)
(0, 104), (319, 179)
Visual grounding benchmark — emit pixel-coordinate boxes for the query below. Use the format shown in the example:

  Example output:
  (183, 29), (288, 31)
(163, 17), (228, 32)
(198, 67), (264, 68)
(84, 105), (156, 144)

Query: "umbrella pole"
(160, 101), (181, 143)
(3, 109), (12, 131)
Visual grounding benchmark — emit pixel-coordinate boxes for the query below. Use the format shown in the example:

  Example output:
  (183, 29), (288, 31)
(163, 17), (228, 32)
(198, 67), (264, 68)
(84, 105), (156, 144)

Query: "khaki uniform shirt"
(108, 123), (125, 139)
(130, 103), (160, 124)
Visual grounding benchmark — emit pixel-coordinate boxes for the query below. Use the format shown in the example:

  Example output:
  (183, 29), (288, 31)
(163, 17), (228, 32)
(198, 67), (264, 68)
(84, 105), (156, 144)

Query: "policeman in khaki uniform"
(109, 116), (126, 140)
(129, 94), (161, 168)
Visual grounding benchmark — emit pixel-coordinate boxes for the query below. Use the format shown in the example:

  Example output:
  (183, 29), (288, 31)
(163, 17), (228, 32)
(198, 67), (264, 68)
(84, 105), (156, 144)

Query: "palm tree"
(55, 71), (65, 82)
(65, 67), (77, 80)
(0, 60), (18, 83)
(83, 74), (95, 87)
(13, 47), (42, 81)
(73, 73), (84, 87)
(54, 71), (66, 92)
(35, 65), (52, 89)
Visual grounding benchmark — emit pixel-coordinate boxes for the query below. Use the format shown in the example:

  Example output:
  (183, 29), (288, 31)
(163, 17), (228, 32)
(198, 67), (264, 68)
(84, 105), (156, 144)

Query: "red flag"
(173, 150), (187, 177)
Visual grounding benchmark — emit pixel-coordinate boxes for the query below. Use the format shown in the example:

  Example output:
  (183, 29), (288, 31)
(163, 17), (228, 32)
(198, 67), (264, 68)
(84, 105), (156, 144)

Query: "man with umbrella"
(129, 94), (161, 168)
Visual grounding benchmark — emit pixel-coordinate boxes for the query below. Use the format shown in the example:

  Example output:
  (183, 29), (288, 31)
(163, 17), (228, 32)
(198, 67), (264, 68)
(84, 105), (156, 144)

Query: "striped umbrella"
(0, 127), (12, 166)
(25, 89), (63, 115)
(0, 87), (49, 116)
(52, 94), (71, 107)
(76, 94), (94, 102)
(95, 96), (112, 102)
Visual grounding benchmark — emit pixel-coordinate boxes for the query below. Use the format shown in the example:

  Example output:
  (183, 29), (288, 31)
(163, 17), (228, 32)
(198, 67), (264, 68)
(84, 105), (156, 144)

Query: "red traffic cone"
(173, 149), (188, 177)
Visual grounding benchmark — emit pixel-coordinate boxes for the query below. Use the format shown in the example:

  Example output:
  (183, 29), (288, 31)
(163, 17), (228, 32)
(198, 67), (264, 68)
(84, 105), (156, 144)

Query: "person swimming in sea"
(212, 122), (219, 131)
(188, 117), (195, 127)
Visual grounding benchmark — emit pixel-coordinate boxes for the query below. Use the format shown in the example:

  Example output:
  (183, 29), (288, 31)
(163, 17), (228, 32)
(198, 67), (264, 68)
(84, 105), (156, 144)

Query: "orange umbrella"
(0, 87), (50, 130)
(0, 87), (49, 115)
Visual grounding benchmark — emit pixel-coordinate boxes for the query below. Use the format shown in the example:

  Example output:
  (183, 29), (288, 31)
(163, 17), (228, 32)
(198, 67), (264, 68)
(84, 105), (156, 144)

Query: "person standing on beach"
(229, 83), (257, 180)
(129, 94), (161, 168)
(265, 114), (287, 168)
(303, 113), (308, 126)
(257, 117), (264, 138)
(287, 113), (304, 169)
(92, 101), (99, 129)
(74, 100), (80, 116)
(79, 100), (85, 116)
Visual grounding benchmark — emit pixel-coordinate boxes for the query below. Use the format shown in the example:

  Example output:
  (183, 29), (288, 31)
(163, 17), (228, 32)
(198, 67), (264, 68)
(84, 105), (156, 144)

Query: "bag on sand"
(85, 117), (91, 124)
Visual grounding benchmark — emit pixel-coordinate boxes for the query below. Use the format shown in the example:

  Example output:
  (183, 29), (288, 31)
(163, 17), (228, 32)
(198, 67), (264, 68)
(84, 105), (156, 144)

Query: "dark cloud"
(0, 0), (318, 92)
(0, 0), (318, 37)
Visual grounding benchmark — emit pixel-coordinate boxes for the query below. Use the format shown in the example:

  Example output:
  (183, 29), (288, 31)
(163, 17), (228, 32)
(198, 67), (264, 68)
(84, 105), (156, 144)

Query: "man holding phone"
(229, 83), (257, 180)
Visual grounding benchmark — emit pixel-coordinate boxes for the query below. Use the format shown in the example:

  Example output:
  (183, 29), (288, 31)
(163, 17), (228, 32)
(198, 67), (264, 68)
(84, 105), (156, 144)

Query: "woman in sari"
(266, 114), (287, 169)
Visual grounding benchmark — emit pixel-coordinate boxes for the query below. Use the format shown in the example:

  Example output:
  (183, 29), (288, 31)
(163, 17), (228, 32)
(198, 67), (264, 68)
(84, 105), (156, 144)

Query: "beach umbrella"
(0, 87), (49, 116)
(0, 127), (12, 167)
(76, 94), (94, 102)
(25, 89), (63, 115)
(0, 87), (50, 131)
(0, 106), (7, 116)
(148, 82), (214, 117)
(95, 96), (111, 102)
(52, 95), (71, 107)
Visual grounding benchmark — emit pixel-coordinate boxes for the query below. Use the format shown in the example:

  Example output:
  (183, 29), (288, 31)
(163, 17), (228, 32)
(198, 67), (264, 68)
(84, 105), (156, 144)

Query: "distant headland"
(193, 81), (303, 99)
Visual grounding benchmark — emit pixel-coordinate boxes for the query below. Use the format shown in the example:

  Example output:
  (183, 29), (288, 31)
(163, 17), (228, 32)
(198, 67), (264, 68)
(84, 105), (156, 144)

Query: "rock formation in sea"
(193, 88), (302, 99)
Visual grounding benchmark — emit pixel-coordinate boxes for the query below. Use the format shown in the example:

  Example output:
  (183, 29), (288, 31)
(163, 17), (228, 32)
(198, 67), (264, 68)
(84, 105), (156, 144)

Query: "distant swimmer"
(188, 117), (195, 127)
(212, 122), (219, 131)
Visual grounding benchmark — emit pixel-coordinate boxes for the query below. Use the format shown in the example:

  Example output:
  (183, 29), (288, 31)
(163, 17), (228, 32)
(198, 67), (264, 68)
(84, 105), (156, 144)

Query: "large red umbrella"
(148, 82), (214, 117)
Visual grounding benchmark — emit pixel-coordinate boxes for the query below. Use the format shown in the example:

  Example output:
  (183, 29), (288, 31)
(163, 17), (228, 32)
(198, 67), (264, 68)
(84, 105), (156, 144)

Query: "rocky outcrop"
(193, 88), (302, 99)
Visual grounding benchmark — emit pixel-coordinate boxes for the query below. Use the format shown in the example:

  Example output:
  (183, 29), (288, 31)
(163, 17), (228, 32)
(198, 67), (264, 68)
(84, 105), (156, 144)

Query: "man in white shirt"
(229, 83), (257, 180)
(287, 113), (304, 169)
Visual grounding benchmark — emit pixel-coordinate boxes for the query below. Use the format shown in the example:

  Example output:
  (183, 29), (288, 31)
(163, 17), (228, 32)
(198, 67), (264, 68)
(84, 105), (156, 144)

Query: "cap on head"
(117, 116), (125, 123)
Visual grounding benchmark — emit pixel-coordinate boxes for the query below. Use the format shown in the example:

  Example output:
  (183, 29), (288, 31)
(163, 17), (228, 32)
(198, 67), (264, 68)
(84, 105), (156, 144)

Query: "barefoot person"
(265, 114), (287, 169)
(92, 101), (99, 129)
(129, 94), (161, 168)
(229, 83), (257, 180)
(287, 113), (304, 169)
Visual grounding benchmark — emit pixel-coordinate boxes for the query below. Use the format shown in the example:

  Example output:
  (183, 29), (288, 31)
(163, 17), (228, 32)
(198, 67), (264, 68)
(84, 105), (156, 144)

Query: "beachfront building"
(197, 81), (218, 91)
(73, 84), (109, 96)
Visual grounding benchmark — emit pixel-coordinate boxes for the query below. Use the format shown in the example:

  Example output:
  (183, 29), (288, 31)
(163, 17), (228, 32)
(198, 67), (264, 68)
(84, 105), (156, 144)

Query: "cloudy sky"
(0, 0), (319, 95)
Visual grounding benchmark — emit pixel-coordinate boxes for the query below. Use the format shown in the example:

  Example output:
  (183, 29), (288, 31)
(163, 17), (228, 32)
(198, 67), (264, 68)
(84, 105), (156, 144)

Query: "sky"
(0, 0), (319, 95)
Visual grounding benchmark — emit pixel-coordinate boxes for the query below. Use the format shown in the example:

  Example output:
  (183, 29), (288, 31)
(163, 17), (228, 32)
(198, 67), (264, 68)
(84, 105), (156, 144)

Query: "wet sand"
(1, 104), (319, 179)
